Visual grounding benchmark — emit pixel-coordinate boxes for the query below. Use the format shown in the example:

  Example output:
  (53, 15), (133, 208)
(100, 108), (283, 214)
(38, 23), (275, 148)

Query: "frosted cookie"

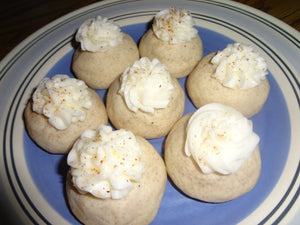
(165, 103), (261, 202)
(66, 125), (167, 225)
(187, 43), (270, 117)
(72, 16), (139, 89)
(106, 57), (185, 139)
(24, 74), (108, 154)
(139, 7), (203, 78)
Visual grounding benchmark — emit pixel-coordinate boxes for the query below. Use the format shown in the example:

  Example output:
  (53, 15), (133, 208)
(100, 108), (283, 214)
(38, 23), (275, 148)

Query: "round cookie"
(106, 76), (185, 139)
(24, 89), (108, 154)
(72, 33), (139, 89)
(139, 28), (203, 78)
(187, 52), (270, 118)
(66, 135), (167, 225)
(164, 113), (261, 203)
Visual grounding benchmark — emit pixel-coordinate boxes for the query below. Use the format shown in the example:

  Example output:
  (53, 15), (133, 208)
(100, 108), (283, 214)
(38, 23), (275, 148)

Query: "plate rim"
(1, 0), (299, 224)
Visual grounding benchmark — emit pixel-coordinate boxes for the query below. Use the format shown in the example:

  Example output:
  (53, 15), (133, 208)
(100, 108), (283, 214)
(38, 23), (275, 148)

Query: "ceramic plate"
(1, 0), (299, 224)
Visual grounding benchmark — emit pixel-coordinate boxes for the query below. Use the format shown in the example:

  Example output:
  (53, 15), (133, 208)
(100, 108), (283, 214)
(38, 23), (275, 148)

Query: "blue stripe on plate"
(2, 1), (299, 224)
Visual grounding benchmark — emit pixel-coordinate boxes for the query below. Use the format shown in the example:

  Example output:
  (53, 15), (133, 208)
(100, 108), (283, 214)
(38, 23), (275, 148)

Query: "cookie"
(106, 57), (185, 139)
(139, 7), (203, 78)
(66, 125), (167, 225)
(24, 75), (108, 154)
(165, 103), (261, 202)
(187, 43), (270, 118)
(72, 16), (139, 89)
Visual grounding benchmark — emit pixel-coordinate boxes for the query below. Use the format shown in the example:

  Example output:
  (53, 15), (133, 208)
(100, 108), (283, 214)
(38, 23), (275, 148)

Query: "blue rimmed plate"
(1, 0), (299, 224)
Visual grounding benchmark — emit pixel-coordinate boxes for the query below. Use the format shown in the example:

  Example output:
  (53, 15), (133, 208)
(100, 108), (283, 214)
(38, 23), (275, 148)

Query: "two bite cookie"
(66, 125), (167, 225)
(139, 7), (203, 78)
(165, 103), (261, 202)
(72, 16), (139, 89)
(187, 43), (270, 117)
(107, 57), (185, 139)
(24, 74), (108, 154)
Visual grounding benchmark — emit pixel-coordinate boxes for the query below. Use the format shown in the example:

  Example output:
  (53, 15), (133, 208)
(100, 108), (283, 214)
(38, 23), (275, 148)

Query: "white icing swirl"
(185, 103), (259, 175)
(211, 43), (268, 89)
(67, 125), (145, 199)
(119, 57), (174, 113)
(75, 16), (123, 52)
(32, 74), (92, 130)
(152, 7), (198, 44)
